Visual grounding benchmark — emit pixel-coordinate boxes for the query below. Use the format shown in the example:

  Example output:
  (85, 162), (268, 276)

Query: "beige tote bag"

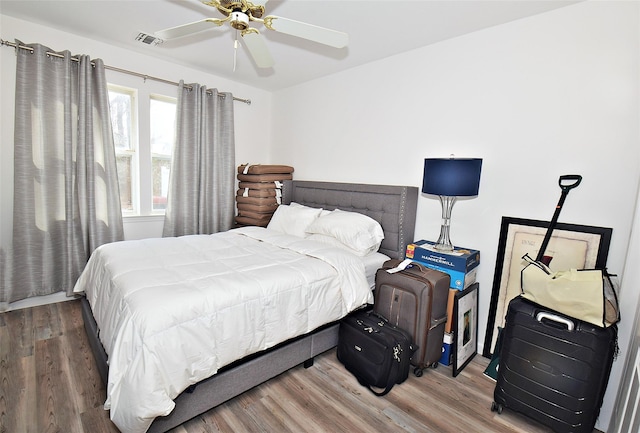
(520, 254), (619, 328)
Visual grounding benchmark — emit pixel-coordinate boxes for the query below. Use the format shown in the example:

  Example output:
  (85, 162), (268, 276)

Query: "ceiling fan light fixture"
(230, 11), (249, 30)
(247, 4), (264, 19)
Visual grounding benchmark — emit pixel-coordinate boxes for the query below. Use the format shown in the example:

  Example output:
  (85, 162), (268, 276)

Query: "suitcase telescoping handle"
(536, 174), (583, 263)
(536, 311), (575, 331)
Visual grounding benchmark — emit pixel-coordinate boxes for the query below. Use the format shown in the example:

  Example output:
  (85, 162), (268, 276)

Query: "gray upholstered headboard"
(282, 180), (418, 259)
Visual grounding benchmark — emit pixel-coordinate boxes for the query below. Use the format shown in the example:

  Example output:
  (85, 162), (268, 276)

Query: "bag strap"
(603, 269), (621, 325)
(360, 345), (402, 397)
(522, 253), (551, 275)
(366, 377), (397, 396)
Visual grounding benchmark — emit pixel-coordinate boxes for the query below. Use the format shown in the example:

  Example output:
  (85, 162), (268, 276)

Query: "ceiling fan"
(154, 0), (349, 69)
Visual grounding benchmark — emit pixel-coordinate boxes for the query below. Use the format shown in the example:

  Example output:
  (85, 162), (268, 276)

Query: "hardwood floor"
(0, 300), (600, 433)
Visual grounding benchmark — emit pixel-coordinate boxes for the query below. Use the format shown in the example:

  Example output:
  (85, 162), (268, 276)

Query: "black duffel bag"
(337, 309), (417, 396)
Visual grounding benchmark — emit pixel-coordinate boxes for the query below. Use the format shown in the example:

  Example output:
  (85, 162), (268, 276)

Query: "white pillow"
(267, 203), (323, 238)
(290, 202), (331, 217)
(305, 209), (384, 255)
(307, 233), (370, 257)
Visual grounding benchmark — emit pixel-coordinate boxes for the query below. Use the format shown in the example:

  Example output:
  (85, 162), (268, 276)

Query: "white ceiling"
(0, 0), (580, 91)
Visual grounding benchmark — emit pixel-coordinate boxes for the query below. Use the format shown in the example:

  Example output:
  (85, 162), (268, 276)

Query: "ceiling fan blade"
(242, 30), (274, 68)
(263, 16), (348, 48)
(155, 18), (225, 40)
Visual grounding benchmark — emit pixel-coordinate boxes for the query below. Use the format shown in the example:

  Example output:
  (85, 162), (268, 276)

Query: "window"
(108, 85), (176, 216)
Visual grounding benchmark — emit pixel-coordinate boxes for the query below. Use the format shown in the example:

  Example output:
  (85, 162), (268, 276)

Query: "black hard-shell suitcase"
(374, 260), (450, 376)
(492, 296), (617, 433)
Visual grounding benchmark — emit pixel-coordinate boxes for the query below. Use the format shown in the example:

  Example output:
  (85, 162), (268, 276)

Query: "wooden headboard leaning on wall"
(282, 180), (419, 259)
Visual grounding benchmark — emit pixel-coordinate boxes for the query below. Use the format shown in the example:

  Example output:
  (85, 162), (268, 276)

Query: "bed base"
(81, 297), (339, 432)
(81, 180), (418, 432)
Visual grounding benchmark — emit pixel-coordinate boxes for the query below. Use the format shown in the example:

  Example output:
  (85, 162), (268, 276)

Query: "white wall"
(0, 14), (272, 241)
(271, 2), (639, 430)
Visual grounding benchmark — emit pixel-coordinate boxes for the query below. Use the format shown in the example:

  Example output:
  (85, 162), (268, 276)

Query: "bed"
(76, 180), (418, 433)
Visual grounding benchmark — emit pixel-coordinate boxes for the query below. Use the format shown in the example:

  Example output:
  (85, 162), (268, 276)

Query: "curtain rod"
(0, 39), (251, 105)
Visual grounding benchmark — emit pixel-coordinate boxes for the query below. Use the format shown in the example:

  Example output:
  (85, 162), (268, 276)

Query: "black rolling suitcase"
(374, 260), (450, 376)
(492, 175), (619, 432)
(493, 297), (617, 433)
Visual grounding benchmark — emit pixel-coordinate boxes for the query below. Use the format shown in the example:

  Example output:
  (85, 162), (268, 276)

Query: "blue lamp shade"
(422, 158), (483, 197)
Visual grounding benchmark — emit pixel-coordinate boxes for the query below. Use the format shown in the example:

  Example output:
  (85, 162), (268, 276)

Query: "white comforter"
(73, 226), (373, 433)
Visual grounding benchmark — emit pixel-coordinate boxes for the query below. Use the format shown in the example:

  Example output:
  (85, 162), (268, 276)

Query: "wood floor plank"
(58, 306), (106, 413)
(58, 297), (85, 334)
(381, 405), (434, 433)
(0, 312), (37, 433)
(35, 337), (84, 433)
(1, 300), (605, 433)
(241, 396), (292, 432)
(3, 307), (34, 358)
(255, 394), (308, 432)
(298, 362), (399, 431)
(273, 372), (357, 433)
(0, 323), (11, 433)
(255, 380), (328, 433)
(174, 416), (223, 433)
(33, 303), (62, 341)
(79, 404), (120, 433)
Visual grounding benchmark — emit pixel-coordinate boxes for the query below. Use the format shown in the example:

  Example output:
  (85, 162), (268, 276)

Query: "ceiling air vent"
(135, 32), (163, 46)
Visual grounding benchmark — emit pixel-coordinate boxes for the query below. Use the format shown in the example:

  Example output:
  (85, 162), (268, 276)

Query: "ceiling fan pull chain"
(233, 28), (238, 72)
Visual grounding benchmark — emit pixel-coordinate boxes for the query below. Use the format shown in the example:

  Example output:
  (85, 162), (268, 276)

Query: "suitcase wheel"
(490, 401), (503, 414)
(413, 362), (439, 377)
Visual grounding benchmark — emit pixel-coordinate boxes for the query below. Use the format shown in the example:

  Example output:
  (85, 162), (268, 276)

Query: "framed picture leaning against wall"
(453, 283), (479, 377)
(482, 217), (612, 358)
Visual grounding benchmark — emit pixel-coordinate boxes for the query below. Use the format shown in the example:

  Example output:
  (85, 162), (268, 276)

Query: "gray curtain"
(162, 81), (235, 237)
(1, 42), (123, 305)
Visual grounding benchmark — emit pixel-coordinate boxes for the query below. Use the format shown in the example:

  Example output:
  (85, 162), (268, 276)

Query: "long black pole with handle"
(536, 174), (583, 263)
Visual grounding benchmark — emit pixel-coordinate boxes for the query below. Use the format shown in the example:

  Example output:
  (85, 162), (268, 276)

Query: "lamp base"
(434, 195), (457, 252)
(434, 227), (454, 252)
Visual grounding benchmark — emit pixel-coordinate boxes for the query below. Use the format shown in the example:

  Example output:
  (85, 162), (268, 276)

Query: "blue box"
(439, 332), (453, 366)
(406, 240), (480, 273)
(411, 261), (477, 291)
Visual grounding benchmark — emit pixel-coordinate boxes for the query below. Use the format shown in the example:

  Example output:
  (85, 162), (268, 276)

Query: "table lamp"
(422, 157), (482, 252)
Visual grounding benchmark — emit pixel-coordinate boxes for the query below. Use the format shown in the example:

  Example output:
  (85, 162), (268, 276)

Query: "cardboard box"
(406, 240), (479, 290)
(410, 260), (477, 291)
(439, 332), (453, 366)
(406, 240), (480, 273)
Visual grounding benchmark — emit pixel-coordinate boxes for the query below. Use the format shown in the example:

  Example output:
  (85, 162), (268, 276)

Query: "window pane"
(109, 86), (137, 215)
(150, 96), (176, 212)
(109, 91), (133, 151)
(117, 154), (133, 212)
(150, 98), (176, 155)
(152, 156), (171, 211)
